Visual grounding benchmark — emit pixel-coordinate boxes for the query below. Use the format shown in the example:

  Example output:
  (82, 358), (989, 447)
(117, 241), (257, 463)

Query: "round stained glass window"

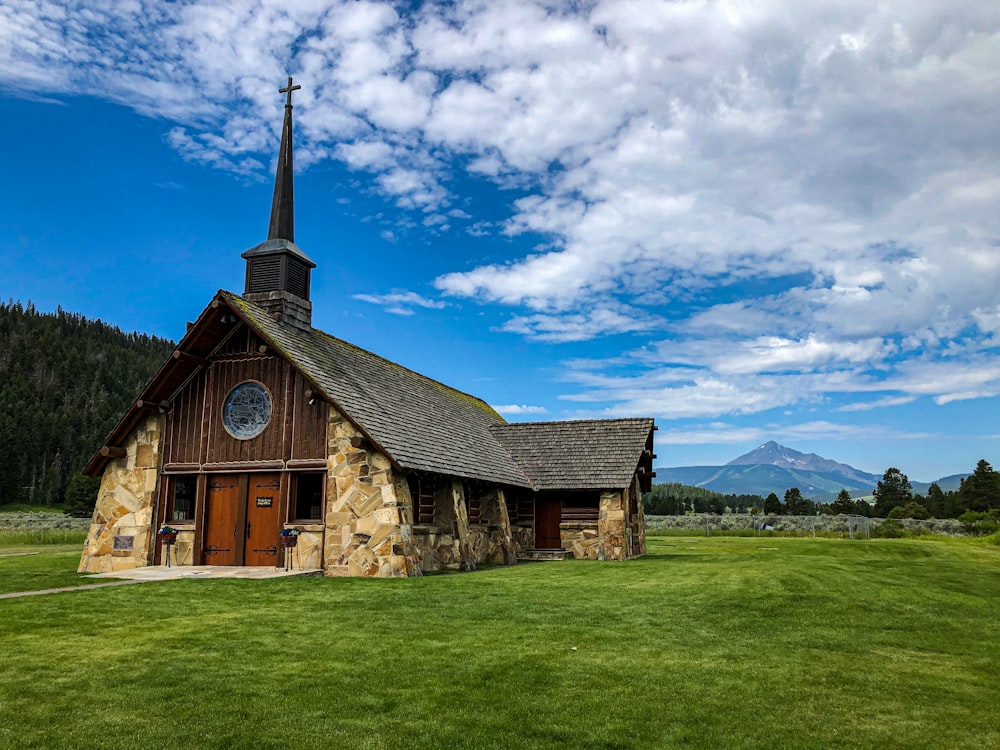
(222, 381), (273, 440)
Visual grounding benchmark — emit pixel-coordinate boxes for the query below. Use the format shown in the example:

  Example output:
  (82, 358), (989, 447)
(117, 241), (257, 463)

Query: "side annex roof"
(491, 418), (655, 490)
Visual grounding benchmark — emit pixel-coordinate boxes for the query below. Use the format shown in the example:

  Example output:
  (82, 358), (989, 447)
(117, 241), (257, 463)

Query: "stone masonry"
(324, 410), (421, 577)
(78, 414), (164, 573)
(412, 481), (516, 572)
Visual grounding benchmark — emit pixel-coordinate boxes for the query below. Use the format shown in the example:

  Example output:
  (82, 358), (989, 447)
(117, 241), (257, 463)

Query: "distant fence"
(645, 514), (967, 537)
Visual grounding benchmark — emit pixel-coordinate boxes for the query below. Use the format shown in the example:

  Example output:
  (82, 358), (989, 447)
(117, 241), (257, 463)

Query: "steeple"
(241, 77), (316, 333)
(267, 77), (300, 241)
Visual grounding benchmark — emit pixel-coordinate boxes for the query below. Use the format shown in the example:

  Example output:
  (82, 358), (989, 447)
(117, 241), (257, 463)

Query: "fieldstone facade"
(557, 480), (646, 562)
(78, 414), (165, 573)
(411, 481), (516, 572)
(324, 410), (421, 577)
(79, 406), (648, 574)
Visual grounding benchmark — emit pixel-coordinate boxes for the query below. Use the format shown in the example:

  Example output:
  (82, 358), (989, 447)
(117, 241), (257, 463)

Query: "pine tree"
(783, 487), (807, 514)
(830, 488), (855, 514)
(0, 300), (174, 507)
(873, 467), (913, 517)
(957, 459), (1000, 513)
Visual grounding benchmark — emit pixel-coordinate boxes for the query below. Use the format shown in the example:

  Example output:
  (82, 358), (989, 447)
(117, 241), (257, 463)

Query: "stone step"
(517, 548), (571, 562)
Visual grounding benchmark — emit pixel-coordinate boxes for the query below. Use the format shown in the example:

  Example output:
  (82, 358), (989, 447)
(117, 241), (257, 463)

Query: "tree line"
(0, 300), (175, 513)
(643, 460), (1000, 526)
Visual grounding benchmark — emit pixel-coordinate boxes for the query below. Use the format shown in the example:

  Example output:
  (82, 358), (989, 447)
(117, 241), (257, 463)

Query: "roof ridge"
(493, 417), (654, 428)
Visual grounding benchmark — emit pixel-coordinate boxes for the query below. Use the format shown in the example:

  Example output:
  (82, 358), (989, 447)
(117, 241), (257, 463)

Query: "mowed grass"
(1, 537), (997, 750)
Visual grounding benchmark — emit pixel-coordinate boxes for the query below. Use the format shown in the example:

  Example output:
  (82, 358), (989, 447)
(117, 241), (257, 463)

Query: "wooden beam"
(100, 446), (127, 458)
(135, 399), (171, 412)
(172, 349), (211, 367)
(349, 436), (367, 449)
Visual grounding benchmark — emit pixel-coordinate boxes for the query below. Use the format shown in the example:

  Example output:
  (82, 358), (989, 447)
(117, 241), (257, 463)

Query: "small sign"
(113, 536), (134, 551)
(256, 496), (273, 508)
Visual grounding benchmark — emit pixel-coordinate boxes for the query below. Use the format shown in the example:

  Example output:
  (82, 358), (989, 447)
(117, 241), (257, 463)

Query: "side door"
(535, 497), (562, 549)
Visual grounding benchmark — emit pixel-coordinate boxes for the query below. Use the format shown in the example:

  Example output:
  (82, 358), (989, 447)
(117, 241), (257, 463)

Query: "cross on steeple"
(279, 77), (301, 108)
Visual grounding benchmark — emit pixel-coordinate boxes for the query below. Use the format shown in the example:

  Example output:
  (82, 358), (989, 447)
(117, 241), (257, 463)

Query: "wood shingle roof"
(228, 292), (532, 487)
(491, 418), (655, 490)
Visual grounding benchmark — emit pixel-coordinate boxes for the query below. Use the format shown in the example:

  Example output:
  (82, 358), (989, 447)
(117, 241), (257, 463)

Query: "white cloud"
(3, 0), (999, 426)
(492, 404), (548, 416)
(352, 290), (447, 316)
(501, 305), (661, 342)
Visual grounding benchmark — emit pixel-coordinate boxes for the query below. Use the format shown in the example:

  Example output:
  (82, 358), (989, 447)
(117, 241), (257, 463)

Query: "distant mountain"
(655, 441), (964, 502)
(727, 441), (879, 486)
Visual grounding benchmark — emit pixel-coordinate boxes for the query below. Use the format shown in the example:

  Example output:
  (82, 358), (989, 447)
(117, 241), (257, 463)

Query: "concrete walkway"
(0, 580), (147, 600)
(86, 565), (322, 581)
(0, 565), (321, 600)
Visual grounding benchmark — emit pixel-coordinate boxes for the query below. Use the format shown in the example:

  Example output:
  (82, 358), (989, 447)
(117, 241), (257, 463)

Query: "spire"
(242, 77), (315, 333)
(267, 77), (301, 242)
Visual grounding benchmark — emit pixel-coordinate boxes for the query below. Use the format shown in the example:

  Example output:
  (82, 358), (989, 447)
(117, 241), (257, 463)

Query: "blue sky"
(1, 0), (999, 483)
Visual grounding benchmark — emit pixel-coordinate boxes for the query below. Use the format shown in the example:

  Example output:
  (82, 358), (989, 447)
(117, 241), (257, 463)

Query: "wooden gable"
(161, 323), (328, 472)
(85, 293), (330, 477)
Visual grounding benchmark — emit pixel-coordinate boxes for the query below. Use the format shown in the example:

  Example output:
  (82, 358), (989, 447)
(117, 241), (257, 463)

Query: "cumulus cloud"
(2, 0), (998, 426)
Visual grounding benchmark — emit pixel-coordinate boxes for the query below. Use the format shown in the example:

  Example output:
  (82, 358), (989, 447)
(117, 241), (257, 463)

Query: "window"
(293, 473), (324, 521)
(464, 480), (482, 524)
(560, 490), (600, 522)
(505, 487), (534, 524)
(407, 473), (436, 525)
(171, 476), (197, 521)
(221, 381), (272, 440)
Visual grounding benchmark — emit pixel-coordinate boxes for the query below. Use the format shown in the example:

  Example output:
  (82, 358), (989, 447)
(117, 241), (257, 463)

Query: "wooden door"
(244, 473), (282, 566)
(535, 497), (562, 549)
(204, 475), (240, 565)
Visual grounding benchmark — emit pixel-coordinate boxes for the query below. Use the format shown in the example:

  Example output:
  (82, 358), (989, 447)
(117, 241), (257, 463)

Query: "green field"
(1, 537), (997, 749)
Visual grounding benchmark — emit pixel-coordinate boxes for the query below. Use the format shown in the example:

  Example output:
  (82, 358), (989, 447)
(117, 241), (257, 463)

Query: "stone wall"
(78, 414), (164, 573)
(597, 489), (626, 561)
(282, 524), (323, 571)
(628, 475), (647, 557)
(510, 524), (534, 554)
(560, 521), (601, 559)
(410, 479), (517, 572)
(324, 411), (421, 577)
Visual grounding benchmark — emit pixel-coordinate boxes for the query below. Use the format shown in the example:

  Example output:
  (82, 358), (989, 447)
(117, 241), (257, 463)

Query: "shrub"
(873, 518), (906, 538)
(958, 511), (999, 536)
(887, 501), (932, 520)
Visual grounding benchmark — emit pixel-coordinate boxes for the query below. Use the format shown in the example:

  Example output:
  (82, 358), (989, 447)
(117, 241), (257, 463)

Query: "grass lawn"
(0, 545), (94, 595)
(1, 537), (997, 749)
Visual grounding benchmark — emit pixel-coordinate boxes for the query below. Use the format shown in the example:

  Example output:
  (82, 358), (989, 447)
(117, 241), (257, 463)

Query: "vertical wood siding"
(162, 324), (327, 467)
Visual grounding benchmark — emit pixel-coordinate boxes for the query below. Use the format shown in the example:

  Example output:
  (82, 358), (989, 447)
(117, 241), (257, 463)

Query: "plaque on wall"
(113, 536), (135, 551)
(256, 496), (273, 507)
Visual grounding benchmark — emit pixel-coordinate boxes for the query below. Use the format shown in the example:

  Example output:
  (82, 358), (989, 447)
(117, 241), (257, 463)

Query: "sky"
(1, 0), (999, 483)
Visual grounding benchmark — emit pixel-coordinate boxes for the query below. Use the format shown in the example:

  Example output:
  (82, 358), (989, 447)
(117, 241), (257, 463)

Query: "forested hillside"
(0, 301), (174, 509)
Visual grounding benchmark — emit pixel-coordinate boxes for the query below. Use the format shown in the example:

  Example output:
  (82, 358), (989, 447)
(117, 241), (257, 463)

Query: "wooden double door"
(203, 473), (283, 566)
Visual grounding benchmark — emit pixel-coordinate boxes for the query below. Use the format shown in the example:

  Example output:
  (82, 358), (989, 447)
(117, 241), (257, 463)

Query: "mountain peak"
(727, 441), (876, 484)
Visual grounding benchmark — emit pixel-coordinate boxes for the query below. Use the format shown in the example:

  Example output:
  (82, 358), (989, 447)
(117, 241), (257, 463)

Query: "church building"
(78, 80), (656, 577)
